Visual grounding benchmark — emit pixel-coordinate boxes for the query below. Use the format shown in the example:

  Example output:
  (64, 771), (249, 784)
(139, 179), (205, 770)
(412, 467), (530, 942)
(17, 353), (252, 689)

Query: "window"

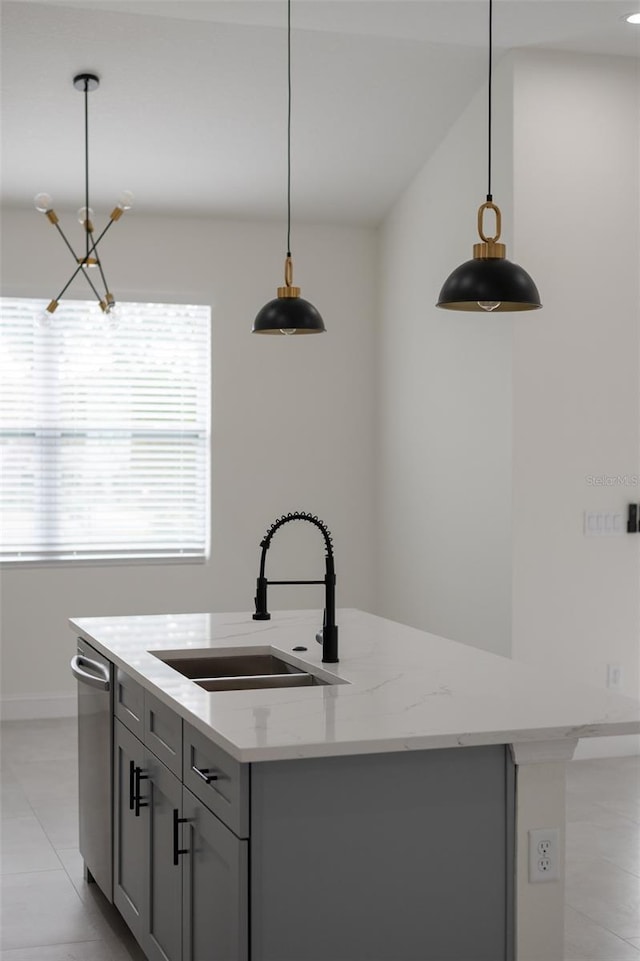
(0, 298), (210, 563)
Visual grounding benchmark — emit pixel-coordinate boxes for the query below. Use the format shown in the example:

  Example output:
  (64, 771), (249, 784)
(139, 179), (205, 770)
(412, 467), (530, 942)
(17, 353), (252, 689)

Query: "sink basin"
(154, 652), (305, 680)
(151, 649), (329, 691)
(196, 673), (322, 692)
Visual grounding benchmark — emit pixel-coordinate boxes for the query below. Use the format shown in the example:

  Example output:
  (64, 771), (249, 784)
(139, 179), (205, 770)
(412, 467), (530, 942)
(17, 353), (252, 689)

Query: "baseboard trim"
(573, 734), (640, 760)
(0, 693), (77, 721)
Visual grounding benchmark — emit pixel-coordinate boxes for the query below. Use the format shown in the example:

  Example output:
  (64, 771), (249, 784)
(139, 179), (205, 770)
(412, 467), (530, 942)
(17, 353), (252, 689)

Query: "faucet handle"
(253, 576), (271, 621)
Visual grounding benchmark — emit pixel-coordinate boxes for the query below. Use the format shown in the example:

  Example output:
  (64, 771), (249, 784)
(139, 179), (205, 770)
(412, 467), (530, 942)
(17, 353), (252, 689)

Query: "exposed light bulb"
(478, 301), (501, 312)
(280, 328), (297, 335)
(106, 304), (122, 329)
(77, 206), (94, 227)
(36, 300), (58, 328)
(625, 12), (640, 22)
(117, 190), (134, 210)
(34, 193), (53, 213)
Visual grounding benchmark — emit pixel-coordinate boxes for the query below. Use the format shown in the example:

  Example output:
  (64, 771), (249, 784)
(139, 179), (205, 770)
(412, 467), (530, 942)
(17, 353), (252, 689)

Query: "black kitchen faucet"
(252, 512), (338, 663)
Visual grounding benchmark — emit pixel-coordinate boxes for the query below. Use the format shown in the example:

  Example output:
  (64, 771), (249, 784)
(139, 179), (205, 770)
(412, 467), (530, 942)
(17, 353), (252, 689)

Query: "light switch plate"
(584, 511), (625, 536)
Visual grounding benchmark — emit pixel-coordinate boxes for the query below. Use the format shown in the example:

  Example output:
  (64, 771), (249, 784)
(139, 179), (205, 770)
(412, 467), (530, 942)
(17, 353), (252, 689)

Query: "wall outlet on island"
(529, 828), (560, 883)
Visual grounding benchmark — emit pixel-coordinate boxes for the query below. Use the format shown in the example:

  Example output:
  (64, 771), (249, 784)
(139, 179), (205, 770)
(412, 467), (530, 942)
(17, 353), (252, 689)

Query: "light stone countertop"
(69, 608), (640, 763)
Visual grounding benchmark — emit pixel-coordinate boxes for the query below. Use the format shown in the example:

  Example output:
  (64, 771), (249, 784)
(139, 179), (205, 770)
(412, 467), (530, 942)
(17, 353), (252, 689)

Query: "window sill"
(0, 554), (208, 570)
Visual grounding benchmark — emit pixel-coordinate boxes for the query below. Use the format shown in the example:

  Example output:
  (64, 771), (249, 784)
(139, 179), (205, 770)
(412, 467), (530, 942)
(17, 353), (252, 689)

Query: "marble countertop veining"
(69, 608), (640, 762)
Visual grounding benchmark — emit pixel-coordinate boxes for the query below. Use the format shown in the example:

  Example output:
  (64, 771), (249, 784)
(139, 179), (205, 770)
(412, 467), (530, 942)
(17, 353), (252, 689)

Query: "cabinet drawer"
(144, 691), (182, 776)
(183, 722), (249, 838)
(114, 668), (144, 739)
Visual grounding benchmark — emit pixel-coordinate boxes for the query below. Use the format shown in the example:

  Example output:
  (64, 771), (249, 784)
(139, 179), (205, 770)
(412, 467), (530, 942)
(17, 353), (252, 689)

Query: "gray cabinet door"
(182, 787), (248, 961)
(144, 750), (183, 961)
(113, 718), (147, 946)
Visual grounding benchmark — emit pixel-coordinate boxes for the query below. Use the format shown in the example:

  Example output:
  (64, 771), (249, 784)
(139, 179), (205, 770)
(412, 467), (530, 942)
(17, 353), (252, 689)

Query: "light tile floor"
(1, 718), (144, 961)
(564, 755), (640, 960)
(1, 718), (639, 960)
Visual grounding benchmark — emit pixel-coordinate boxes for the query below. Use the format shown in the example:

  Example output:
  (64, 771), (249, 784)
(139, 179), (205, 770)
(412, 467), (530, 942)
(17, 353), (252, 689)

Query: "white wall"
(510, 51), (640, 758)
(377, 49), (640, 757)
(376, 59), (515, 657)
(0, 209), (377, 716)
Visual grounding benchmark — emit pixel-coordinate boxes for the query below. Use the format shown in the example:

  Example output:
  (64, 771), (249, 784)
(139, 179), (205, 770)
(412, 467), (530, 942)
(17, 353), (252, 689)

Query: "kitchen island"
(70, 608), (640, 961)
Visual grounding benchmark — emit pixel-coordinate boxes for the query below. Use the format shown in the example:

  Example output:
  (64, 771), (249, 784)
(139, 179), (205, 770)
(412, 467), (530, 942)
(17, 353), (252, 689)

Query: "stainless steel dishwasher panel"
(71, 638), (113, 903)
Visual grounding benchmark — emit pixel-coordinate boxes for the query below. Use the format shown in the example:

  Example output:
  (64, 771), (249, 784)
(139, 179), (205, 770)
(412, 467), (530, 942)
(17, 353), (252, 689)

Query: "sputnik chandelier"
(35, 73), (133, 323)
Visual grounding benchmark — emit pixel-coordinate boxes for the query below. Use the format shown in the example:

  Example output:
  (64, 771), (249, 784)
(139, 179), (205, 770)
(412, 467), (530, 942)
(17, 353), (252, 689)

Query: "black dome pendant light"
(253, 0), (325, 334)
(437, 0), (541, 312)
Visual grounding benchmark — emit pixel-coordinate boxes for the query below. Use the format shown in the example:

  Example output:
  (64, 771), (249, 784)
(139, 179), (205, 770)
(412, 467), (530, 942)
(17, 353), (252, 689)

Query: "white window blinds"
(1, 298), (210, 562)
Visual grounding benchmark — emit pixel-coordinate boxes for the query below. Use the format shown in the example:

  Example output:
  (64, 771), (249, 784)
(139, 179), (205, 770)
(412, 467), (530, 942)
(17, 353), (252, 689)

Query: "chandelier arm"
(92, 245), (111, 299)
(53, 220), (103, 305)
(49, 201), (103, 305)
(53, 222), (82, 262)
(76, 261), (107, 305)
(52, 263), (87, 303)
(86, 217), (116, 255)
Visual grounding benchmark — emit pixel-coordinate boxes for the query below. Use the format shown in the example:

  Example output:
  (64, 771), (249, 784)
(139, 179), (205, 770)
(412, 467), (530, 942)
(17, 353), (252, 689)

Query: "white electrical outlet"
(529, 828), (560, 883)
(607, 664), (623, 691)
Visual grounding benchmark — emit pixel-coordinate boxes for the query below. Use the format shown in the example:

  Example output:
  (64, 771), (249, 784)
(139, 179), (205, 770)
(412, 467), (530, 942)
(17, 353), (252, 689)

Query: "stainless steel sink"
(151, 650), (328, 691)
(196, 673), (322, 692)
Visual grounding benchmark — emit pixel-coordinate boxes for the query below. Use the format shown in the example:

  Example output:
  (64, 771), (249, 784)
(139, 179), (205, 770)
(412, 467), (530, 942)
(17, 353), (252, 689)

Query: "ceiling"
(1, 1), (639, 225)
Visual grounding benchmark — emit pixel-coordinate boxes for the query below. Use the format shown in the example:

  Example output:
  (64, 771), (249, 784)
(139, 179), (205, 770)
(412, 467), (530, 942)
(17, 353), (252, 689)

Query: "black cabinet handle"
(173, 808), (189, 866)
(191, 764), (218, 784)
(134, 766), (149, 817)
(129, 760), (136, 811)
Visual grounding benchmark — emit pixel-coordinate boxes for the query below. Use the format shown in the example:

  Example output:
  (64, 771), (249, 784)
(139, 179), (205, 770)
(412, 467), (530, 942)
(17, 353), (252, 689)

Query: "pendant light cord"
(487, 0), (493, 202)
(84, 77), (90, 260)
(286, 0), (292, 258)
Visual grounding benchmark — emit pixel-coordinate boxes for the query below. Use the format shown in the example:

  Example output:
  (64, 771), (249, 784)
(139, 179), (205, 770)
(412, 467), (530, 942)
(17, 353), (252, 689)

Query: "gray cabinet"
(114, 719), (184, 961)
(113, 687), (247, 961)
(144, 750), (183, 961)
(250, 747), (515, 961)
(113, 718), (147, 944)
(110, 673), (514, 961)
(182, 788), (248, 961)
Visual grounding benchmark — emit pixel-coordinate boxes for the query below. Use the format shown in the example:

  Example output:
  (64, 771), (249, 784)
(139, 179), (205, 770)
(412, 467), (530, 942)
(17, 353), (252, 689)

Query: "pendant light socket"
(277, 255), (301, 299)
(472, 202), (505, 258)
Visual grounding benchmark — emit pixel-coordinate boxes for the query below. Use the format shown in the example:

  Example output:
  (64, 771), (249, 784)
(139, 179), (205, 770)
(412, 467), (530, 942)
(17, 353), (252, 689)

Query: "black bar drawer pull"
(134, 766), (149, 817)
(191, 764), (218, 784)
(173, 808), (189, 866)
(129, 760), (136, 811)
